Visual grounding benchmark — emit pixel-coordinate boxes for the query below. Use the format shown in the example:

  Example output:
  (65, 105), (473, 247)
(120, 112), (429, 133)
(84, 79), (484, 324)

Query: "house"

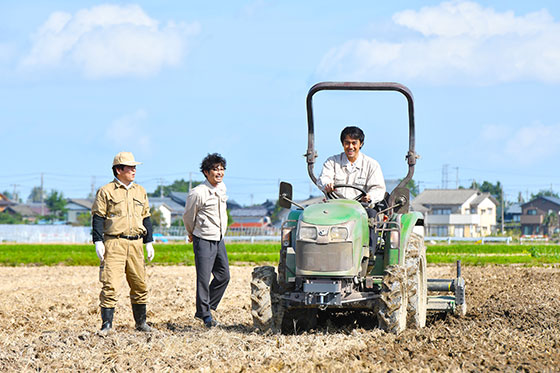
(520, 196), (560, 236)
(411, 189), (498, 237)
(66, 198), (93, 224)
(148, 201), (173, 228)
(0, 193), (14, 213)
(229, 207), (271, 229)
(4, 203), (51, 223)
(504, 203), (522, 230)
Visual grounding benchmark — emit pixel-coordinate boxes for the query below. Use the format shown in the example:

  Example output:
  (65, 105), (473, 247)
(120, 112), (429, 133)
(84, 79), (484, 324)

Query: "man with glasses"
(91, 151), (155, 335)
(183, 153), (230, 328)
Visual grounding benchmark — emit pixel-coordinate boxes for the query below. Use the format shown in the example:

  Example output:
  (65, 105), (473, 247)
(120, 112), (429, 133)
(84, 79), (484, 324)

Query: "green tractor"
(250, 82), (466, 334)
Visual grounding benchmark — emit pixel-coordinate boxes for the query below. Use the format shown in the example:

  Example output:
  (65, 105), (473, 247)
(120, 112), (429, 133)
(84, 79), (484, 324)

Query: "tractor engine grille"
(296, 241), (353, 272)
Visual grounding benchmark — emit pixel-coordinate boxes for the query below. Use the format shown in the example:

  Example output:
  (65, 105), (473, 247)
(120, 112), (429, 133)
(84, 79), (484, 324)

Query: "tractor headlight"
(299, 226), (317, 240)
(329, 227), (348, 241)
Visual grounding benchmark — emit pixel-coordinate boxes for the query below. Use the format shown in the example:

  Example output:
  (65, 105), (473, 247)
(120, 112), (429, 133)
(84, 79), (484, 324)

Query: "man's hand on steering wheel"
(327, 183), (369, 202)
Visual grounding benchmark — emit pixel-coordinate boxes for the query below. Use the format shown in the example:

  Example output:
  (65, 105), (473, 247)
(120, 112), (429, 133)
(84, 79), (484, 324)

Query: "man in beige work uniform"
(91, 152), (155, 335)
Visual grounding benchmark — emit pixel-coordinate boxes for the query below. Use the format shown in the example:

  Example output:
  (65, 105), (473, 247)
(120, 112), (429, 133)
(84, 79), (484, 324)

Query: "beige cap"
(112, 152), (142, 166)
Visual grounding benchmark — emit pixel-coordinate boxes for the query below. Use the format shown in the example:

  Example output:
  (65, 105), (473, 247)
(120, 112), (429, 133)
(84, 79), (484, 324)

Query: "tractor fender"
(399, 211), (425, 265)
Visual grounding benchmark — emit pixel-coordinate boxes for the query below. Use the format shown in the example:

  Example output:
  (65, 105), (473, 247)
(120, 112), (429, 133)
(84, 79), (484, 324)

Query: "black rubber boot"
(132, 304), (152, 332)
(99, 307), (114, 336)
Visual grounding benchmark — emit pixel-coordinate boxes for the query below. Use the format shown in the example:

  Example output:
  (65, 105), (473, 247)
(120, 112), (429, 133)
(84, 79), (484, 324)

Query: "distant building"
(520, 196), (560, 236)
(230, 207), (271, 229)
(148, 201), (173, 228)
(66, 198), (93, 224)
(0, 193), (14, 213)
(504, 203), (522, 230)
(411, 189), (497, 237)
(4, 203), (51, 223)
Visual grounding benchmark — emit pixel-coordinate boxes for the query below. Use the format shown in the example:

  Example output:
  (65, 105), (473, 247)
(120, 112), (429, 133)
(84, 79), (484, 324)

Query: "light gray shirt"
(317, 152), (386, 203)
(183, 180), (228, 241)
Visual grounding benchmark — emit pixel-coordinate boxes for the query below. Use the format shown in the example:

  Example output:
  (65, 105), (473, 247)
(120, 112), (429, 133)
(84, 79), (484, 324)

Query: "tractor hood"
(301, 199), (367, 225)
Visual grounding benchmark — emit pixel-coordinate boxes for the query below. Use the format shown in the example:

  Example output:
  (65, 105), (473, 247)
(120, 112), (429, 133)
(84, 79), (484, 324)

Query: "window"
(432, 208), (451, 215)
(487, 208), (493, 215)
(527, 209), (537, 216)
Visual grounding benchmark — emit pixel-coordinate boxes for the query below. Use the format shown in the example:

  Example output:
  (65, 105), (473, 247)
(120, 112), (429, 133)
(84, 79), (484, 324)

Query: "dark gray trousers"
(192, 235), (230, 319)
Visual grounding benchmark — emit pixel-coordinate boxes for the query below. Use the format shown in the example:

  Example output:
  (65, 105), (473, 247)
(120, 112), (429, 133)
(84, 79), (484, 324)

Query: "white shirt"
(183, 180), (228, 241)
(317, 152), (386, 203)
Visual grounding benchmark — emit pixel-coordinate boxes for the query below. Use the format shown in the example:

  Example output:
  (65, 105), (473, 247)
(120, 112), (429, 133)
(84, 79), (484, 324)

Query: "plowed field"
(1, 264), (559, 372)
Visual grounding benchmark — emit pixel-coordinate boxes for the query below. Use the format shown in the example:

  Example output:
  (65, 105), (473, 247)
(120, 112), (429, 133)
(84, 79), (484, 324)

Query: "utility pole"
(188, 172), (192, 192)
(91, 176), (96, 199)
(40, 173), (45, 216)
(441, 164), (449, 189)
(10, 184), (20, 202)
(501, 186), (505, 234)
(455, 167), (459, 189)
(160, 178), (164, 198)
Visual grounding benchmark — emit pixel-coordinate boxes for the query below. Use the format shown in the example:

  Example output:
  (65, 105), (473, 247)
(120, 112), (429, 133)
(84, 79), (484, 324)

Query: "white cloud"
(479, 122), (560, 166)
(105, 110), (152, 153)
(20, 4), (200, 78)
(317, 1), (560, 84)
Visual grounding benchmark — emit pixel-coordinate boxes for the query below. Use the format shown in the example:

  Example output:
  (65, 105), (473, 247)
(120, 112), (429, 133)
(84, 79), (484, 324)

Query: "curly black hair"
(200, 153), (227, 174)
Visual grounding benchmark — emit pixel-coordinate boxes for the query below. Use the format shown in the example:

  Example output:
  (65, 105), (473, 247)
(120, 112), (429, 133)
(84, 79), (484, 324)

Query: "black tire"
(250, 266), (278, 331)
(406, 232), (427, 329)
(377, 265), (407, 334)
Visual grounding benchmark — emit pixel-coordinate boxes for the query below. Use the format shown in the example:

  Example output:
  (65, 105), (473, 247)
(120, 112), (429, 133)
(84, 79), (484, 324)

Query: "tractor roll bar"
(305, 82), (418, 191)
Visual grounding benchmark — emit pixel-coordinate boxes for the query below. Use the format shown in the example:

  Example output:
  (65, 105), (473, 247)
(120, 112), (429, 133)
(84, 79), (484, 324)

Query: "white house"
(411, 189), (498, 238)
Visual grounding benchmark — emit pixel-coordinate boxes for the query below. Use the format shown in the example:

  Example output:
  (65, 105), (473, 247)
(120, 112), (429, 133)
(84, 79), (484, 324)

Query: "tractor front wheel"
(377, 264), (407, 334)
(251, 266), (279, 331)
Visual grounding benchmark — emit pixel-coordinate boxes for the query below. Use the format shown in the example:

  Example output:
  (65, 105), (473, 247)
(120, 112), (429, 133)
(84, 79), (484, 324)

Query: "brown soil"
(0, 264), (559, 372)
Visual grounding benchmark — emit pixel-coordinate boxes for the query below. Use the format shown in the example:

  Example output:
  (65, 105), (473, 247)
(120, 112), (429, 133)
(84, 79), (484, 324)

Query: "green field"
(0, 242), (559, 266)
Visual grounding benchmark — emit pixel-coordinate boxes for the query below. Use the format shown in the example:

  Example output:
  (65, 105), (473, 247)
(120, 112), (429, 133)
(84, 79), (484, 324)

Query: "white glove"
(95, 241), (105, 262)
(146, 242), (155, 262)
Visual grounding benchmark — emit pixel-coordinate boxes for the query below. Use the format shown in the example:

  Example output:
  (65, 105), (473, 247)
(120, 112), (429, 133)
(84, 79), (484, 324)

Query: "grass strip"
(0, 243), (558, 266)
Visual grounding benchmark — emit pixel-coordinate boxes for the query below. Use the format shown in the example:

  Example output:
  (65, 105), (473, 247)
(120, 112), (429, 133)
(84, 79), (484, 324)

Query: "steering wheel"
(327, 184), (368, 201)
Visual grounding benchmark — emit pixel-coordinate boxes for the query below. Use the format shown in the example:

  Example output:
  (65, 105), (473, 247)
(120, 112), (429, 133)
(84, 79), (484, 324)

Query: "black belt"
(107, 234), (144, 240)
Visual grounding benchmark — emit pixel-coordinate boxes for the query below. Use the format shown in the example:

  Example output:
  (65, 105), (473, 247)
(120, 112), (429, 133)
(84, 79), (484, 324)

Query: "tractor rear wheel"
(377, 264), (407, 334)
(251, 266), (279, 331)
(406, 232), (427, 329)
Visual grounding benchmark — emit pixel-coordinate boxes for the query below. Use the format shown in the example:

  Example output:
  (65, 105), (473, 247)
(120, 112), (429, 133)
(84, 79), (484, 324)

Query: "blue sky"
(1, 1), (560, 206)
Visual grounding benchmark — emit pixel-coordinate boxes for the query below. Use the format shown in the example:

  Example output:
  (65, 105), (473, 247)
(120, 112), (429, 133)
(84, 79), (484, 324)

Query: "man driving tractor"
(317, 126), (386, 205)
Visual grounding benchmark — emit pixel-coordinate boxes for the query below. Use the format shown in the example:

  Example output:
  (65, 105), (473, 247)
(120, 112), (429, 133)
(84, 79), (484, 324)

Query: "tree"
(28, 186), (46, 203)
(0, 211), (23, 224)
(543, 211), (560, 237)
(45, 190), (67, 220)
(530, 190), (559, 200)
(150, 207), (166, 227)
(75, 212), (91, 226)
(149, 179), (203, 197)
(404, 179), (419, 197)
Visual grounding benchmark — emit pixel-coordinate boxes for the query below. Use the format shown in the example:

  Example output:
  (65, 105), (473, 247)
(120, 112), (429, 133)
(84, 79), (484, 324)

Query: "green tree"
(45, 190), (67, 220)
(149, 179), (203, 197)
(530, 190), (560, 200)
(0, 211), (23, 224)
(28, 186), (46, 203)
(404, 179), (419, 197)
(543, 211), (559, 235)
(75, 212), (91, 226)
(150, 207), (166, 227)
